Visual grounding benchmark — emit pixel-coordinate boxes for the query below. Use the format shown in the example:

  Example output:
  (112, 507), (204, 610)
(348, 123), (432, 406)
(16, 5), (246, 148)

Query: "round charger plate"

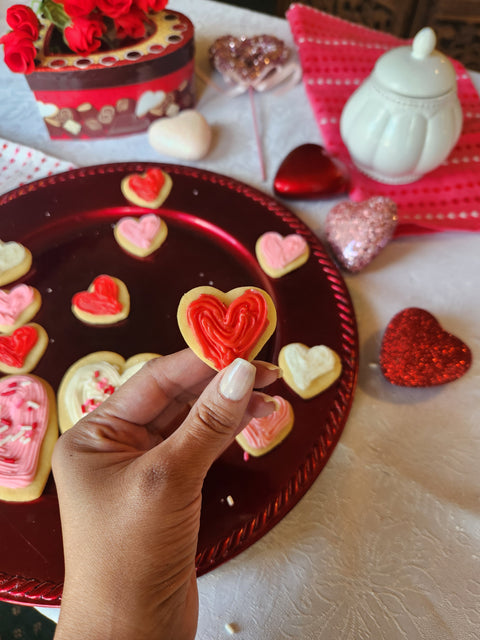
(0, 163), (358, 606)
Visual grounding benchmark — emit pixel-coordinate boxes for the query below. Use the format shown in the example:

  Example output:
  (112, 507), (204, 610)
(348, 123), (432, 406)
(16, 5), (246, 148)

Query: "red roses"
(0, 0), (170, 70)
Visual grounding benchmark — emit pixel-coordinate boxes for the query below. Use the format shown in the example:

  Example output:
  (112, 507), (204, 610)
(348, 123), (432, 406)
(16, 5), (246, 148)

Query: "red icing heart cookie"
(380, 308), (472, 386)
(273, 144), (348, 199)
(72, 275), (130, 325)
(177, 286), (277, 370)
(121, 167), (172, 209)
(0, 374), (58, 502)
(0, 323), (49, 374)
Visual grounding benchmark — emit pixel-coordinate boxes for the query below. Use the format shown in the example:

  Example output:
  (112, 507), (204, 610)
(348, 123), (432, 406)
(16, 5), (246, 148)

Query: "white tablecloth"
(1, 1), (480, 638)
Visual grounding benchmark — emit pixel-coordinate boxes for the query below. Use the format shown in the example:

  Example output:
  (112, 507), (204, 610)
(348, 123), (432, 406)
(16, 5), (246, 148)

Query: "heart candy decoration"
(177, 286), (277, 370)
(114, 213), (167, 258)
(273, 144), (349, 200)
(0, 374), (58, 502)
(121, 167), (172, 209)
(255, 232), (309, 278)
(0, 284), (41, 331)
(325, 196), (398, 272)
(148, 110), (212, 161)
(236, 395), (294, 457)
(380, 308), (472, 387)
(0, 323), (49, 375)
(72, 275), (130, 325)
(279, 343), (342, 399)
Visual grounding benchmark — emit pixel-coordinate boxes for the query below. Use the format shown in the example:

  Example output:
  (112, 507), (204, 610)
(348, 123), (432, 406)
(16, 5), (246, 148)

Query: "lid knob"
(412, 27), (436, 59)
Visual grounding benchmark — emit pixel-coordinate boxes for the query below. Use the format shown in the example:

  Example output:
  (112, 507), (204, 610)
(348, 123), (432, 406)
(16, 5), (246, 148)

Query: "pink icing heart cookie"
(0, 374), (58, 502)
(255, 231), (309, 278)
(0, 239), (32, 287)
(236, 395), (294, 456)
(114, 213), (168, 258)
(0, 323), (49, 375)
(71, 275), (130, 325)
(279, 342), (342, 399)
(0, 284), (42, 332)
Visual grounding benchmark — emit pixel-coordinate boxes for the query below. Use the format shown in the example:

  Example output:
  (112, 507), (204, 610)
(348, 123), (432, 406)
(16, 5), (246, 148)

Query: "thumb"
(169, 358), (257, 479)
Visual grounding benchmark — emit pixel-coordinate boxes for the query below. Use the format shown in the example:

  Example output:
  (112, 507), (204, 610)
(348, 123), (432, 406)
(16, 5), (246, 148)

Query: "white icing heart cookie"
(278, 343), (342, 399)
(0, 374), (58, 503)
(236, 395), (294, 457)
(0, 284), (41, 332)
(255, 231), (309, 278)
(114, 213), (168, 258)
(0, 239), (32, 287)
(57, 351), (160, 432)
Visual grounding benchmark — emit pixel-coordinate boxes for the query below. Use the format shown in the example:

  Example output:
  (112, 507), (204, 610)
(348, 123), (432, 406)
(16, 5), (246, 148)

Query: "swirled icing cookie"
(0, 375), (58, 502)
(0, 285), (41, 332)
(278, 343), (342, 399)
(71, 275), (130, 325)
(57, 351), (160, 432)
(236, 395), (294, 456)
(114, 213), (168, 258)
(255, 231), (309, 278)
(0, 240), (32, 287)
(0, 323), (49, 375)
(121, 168), (172, 209)
(177, 286), (277, 370)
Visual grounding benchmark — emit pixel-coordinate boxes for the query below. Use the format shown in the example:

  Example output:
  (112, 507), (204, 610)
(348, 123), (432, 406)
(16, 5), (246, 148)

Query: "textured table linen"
(1, 1), (479, 638)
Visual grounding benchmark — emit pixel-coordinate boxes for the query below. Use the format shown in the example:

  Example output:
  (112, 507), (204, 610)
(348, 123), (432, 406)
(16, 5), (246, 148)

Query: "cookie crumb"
(226, 495), (234, 507)
(225, 622), (239, 634)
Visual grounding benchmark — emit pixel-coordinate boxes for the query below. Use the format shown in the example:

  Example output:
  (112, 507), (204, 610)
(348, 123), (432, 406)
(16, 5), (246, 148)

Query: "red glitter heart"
(380, 308), (472, 387)
(72, 275), (122, 316)
(128, 168), (165, 202)
(0, 326), (38, 368)
(273, 144), (348, 199)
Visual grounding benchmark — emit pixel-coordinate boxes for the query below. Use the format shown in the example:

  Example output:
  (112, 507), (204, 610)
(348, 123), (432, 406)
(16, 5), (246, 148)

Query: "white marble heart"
(148, 109), (212, 161)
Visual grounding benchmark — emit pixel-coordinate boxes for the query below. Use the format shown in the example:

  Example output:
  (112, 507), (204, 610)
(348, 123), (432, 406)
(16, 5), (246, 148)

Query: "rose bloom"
(115, 5), (147, 40)
(0, 30), (37, 73)
(63, 0), (97, 19)
(134, 0), (168, 11)
(64, 15), (107, 55)
(96, 0), (133, 19)
(6, 4), (40, 40)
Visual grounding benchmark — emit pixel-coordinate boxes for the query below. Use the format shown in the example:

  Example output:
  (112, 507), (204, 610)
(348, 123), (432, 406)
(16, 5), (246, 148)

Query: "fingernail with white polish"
(220, 358), (256, 401)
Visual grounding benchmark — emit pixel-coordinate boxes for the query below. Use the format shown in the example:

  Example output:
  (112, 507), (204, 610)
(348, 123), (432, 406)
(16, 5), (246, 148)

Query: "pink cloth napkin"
(0, 138), (75, 197)
(287, 3), (480, 235)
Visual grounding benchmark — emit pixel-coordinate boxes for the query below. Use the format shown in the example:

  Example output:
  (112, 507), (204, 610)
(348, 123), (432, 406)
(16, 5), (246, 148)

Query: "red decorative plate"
(0, 163), (358, 606)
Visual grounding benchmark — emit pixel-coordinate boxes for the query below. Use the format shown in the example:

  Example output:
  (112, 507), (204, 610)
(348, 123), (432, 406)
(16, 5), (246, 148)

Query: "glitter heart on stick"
(380, 308), (472, 387)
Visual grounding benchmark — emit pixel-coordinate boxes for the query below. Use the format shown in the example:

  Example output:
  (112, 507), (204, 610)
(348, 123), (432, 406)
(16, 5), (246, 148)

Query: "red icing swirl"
(0, 326), (38, 368)
(187, 289), (269, 369)
(128, 168), (165, 202)
(72, 275), (122, 315)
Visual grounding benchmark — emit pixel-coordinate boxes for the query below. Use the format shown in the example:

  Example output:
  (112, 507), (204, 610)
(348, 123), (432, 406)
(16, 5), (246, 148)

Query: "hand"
(52, 349), (279, 640)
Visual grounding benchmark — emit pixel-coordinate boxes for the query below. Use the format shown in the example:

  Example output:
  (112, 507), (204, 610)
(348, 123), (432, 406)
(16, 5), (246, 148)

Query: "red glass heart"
(186, 289), (269, 369)
(380, 308), (472, 387)
(0, 326), (38, 368)
(72, 275), (122, 315)
(273, 144), (348, 199)
(128, 168), (165, 202)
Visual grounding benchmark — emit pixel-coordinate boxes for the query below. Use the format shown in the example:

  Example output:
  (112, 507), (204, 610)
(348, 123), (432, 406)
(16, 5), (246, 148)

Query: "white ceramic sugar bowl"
(340, 27), (463, 184)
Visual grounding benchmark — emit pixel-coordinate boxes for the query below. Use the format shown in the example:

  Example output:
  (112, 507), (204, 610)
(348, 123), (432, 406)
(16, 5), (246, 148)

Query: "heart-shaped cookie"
(256, 231), (309, 278)
(279, 343), (342, 399)
(0, 323), (48, 375)
(0, 284), (41, 332)
(148, 110), (212, 161)
(380, 308), (472, 386)
(177, 286), (277, 370)
(72, 275), (130, 325)
(0, 374), (58, 502)
(236, 395), (294, 456)
(121, 167), (172, 209)
(114, 213), (168, 258)
(0, 239), (32, 287)
(58, 351), (160, 432)
(273, 144), (348, 200)
(325, 196), (398, 272)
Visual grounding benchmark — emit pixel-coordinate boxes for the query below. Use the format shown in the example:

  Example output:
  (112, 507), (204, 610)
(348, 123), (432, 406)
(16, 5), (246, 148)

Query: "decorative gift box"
(25, 9), (195, 139)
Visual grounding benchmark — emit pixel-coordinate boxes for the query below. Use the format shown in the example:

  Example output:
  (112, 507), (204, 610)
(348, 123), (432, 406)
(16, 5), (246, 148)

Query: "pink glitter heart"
(209, 34), (290, 87)
(325, 196), (398, 272)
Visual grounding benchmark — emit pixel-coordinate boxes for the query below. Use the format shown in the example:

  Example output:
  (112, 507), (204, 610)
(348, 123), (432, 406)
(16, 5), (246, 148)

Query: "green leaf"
(40, 0), (71, 31)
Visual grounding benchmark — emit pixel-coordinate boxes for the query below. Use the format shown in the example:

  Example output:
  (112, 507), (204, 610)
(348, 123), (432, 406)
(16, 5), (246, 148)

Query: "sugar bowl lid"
(373, 27), (457, 98)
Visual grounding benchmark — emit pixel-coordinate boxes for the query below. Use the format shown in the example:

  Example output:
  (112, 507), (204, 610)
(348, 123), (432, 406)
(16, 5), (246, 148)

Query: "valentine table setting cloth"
(1, 1), (480, 639)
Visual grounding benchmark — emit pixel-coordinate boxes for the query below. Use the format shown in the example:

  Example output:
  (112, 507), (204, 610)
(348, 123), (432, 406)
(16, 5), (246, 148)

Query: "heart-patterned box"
(25, 10), (195, 139)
